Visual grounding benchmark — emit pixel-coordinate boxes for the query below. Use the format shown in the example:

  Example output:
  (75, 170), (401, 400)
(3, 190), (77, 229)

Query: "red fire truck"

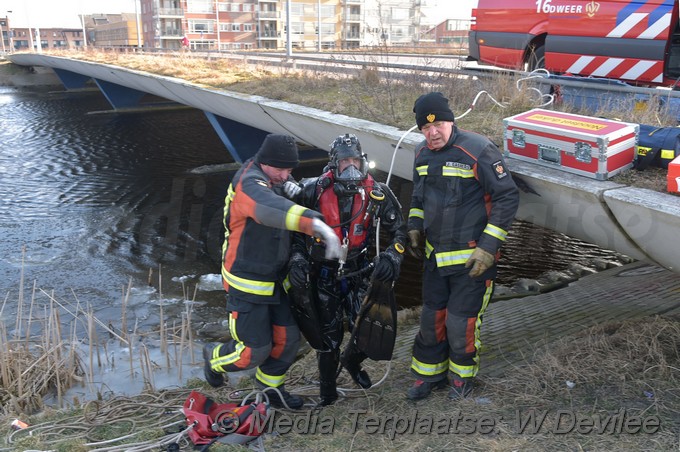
(468, 0), (680, 87)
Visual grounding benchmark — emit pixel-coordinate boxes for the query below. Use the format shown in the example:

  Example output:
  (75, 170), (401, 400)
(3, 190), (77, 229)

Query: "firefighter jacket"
(292, 171), (407, 262)
(221, 159), (323, 303)
(408, 125), (519, 275)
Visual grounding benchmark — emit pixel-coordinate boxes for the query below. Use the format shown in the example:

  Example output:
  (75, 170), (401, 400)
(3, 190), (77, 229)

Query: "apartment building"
(138, 0), (428, 51)
(7, 27), (85, 51)
(86, 14), (142, 48)
(2, 1), (462, 53)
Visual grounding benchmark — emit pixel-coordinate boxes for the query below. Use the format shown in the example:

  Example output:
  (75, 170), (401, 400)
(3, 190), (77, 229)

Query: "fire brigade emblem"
(492, 160), (508, 179)
(427, 113), (436, 123)
(585, 1), (600, 18)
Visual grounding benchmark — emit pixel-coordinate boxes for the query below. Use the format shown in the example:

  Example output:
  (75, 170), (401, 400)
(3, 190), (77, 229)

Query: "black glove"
(372, 245), (404, 282)
(288, 253), (309, 289)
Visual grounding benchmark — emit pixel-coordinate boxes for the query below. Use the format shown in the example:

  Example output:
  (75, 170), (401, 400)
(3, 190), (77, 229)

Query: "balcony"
(259, 11), (279, 19)
(160, 29), (183, 38)
(346, 13), (361, 22)
(156, 8), (184, 18)
(345, 32), (360, 40)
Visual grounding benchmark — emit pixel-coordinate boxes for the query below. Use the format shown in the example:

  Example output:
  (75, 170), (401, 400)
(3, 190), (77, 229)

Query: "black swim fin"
(353, 279), (397, 361)
(289, 285), (330, 351)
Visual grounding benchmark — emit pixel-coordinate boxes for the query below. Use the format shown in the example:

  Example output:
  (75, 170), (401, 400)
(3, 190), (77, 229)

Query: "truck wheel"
(526, 44), (545, 72)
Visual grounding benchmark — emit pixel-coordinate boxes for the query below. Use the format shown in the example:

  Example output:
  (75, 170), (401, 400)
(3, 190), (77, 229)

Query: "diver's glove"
(288, 252), (309, 290)
(312, 218), (342, 260)
(407, 229), (424, 260)
(465, 247), (495, 278)
(282, 180), (302, 200)
(372, 244), (405, 282)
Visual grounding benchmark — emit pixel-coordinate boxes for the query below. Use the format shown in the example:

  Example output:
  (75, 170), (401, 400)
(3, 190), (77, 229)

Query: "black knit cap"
(255, 134), (300, 168)
(413, 92), (455, 129)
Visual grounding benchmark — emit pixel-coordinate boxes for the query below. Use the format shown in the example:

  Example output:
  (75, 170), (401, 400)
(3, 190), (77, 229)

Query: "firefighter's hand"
(465, 247), (495, 278)
(407, 230), (424, 260)
(372, 245), (404, 282)
(312, 218), (342, 260)
(282, 180), (302, 200)
(288, 253), (309, 289)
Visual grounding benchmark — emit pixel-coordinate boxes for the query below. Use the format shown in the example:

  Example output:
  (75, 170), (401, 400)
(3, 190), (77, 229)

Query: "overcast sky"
(0, 0), (477, 28)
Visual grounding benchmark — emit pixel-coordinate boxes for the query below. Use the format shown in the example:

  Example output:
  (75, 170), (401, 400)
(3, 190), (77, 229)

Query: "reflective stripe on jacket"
(408, 126), (519, 272)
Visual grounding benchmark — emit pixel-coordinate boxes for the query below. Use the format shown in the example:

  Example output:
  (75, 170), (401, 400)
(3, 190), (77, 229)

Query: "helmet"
(328, 133), (368, 184)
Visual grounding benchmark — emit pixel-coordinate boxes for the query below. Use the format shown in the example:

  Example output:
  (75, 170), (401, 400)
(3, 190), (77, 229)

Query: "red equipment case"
(503, 108), (638, 180)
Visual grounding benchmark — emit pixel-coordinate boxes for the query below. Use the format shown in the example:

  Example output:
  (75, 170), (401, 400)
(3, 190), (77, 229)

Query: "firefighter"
(406, 93), (519, 400)
(202, 133), (342, 410)
(287, 133), (407, 406)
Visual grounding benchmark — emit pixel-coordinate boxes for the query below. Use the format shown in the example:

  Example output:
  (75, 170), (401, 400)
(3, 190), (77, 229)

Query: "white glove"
(312, 218), (342, 260)
(282, 181), (302, 199)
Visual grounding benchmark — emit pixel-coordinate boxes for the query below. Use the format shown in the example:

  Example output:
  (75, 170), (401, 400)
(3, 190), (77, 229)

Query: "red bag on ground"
(182, 390), (268, 446)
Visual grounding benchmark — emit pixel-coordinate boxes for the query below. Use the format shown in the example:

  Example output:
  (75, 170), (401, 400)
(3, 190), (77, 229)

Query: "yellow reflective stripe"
(416, 165), (428, 176)
(450, 281), (493, 380)
(229, 312), (240, 342)
(449, 361), (478, 378)
(222, 184), (236, 258)
(222, 267), (275, 296)
(285, 204), (308, 232)
(425, 240), (434, 259)
(409, 208), (424, 220)
(411, 357), (448, 376)
(256, 368), (285, 387)
(209, 341), (247, 371)
(282, 276), (291, 292)
(475, 281), (493, 353)
(442, 167), (474, 178)
(483, 223), (508, 241)
(434, 249), (474, 267)
(661, 149), (675, 160)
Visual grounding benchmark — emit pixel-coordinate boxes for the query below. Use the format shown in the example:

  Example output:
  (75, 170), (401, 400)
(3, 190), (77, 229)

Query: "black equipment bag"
(635, 124), (680, 170)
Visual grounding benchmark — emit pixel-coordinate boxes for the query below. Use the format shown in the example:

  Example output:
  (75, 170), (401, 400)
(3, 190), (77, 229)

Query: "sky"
(0, 0), (477, 28)
(0, 0), (138, 28)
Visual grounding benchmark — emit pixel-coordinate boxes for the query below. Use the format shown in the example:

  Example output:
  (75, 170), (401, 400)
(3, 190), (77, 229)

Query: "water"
(0, 86), (627, 331)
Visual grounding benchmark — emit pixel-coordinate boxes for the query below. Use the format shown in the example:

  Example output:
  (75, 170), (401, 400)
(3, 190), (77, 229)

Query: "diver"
(287, 133), (407, 406)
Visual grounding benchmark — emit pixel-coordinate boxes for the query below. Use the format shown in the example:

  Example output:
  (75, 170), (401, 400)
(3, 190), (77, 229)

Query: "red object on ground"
(668, 155), (680, 193)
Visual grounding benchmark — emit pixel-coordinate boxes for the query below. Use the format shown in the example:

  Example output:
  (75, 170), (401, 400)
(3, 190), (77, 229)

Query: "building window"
(231, 23), (240, 32)
(243, 23), (253, 32)
(187, 0), (213, 14)
(321, 5), (335, 16)
(391, 8), (409, 20)
(189, 20), (214, 33)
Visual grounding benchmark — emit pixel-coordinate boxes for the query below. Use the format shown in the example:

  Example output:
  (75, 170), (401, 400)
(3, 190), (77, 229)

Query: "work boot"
(406, 378), (448, 401)
(318, 351), (339, 406)
(257, 383), (304, 410)
(448, 376), (474, 400)
(202, 343), (225, 388)
(340, 352), (372, 389)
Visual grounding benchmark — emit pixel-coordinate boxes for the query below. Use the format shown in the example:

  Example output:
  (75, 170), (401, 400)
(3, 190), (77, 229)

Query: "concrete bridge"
(7, 53), (680, 274)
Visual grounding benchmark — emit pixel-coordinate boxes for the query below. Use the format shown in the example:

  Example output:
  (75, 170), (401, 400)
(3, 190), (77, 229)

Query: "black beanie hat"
(255, 134), (300, 168)
(413, 92), (455, 129)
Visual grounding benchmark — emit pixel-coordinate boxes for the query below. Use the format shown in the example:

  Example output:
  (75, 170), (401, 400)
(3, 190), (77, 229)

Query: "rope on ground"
(5, 388), (193, 451)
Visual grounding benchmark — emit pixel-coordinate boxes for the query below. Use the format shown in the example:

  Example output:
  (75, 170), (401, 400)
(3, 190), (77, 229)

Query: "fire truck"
(468, 0), (680, 87)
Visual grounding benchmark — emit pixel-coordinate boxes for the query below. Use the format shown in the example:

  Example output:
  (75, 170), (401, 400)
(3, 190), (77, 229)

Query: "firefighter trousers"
(210, 292), (301, 388)
(410, 264), (494, 382)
